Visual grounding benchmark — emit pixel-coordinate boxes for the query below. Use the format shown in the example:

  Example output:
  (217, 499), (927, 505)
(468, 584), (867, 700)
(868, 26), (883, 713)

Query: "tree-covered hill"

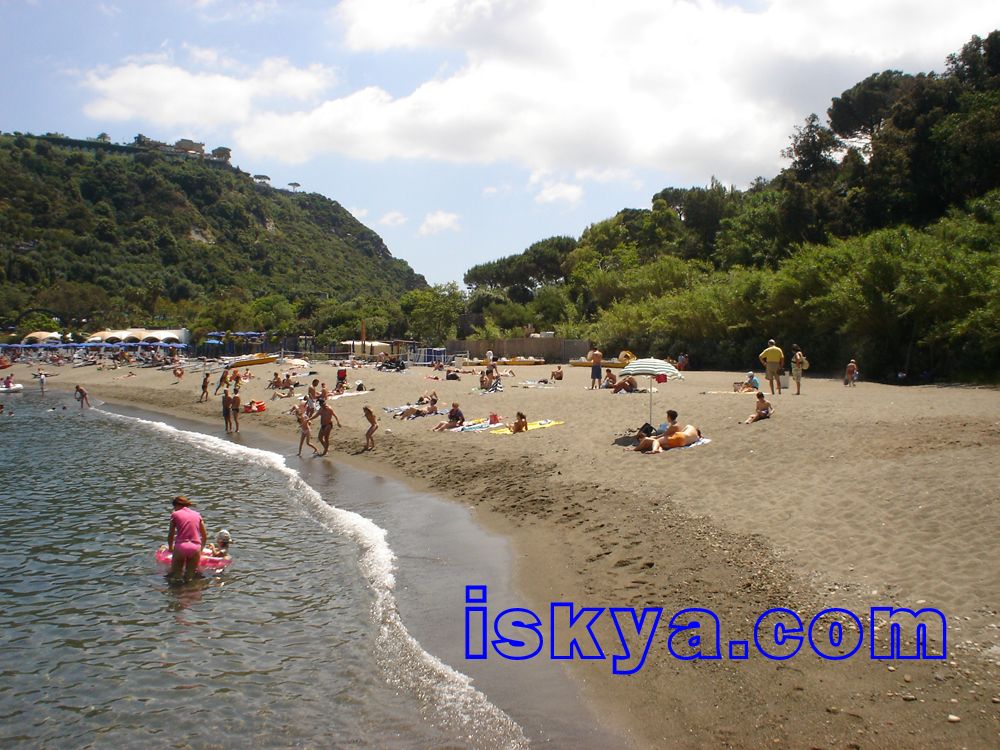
(0, 133), (426, 333)
(460, 30), (1000, 382)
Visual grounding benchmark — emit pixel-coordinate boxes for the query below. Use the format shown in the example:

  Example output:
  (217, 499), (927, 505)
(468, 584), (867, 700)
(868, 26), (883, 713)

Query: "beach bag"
(801, 355), (810, 370)
(489, 412), (500, 424)
(637, 422), (655, 438)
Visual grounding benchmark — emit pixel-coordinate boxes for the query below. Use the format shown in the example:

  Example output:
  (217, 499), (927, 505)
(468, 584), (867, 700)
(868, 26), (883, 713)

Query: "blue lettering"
(610, 607), (662, 674)
(808, 608), (862, 660)
(666, 608), (721, 660)
(465, 585), (488, 659)
(870, 607), (947, 660)
(550, 603), (605, 659)
(492, 608), (543, 660)
(754, 608), (803, 660)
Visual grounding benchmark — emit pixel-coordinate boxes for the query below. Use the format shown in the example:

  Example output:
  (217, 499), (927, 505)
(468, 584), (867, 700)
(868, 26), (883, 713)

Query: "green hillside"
(461, 31), (1000, 382)
(0, 133), (426, 336)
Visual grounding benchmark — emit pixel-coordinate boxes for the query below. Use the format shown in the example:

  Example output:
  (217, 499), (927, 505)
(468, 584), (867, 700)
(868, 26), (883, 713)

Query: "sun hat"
(216, 529), (231, 543)
(747, 372), (754, 379)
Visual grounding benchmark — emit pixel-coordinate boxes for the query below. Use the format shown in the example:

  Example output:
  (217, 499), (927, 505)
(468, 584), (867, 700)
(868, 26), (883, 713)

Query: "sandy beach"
(31, 359), (1000, 748)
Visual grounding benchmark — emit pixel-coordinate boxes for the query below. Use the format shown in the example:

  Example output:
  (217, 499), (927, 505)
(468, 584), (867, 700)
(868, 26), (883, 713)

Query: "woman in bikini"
(363, 405), (379, 451)
(297, 406), (318, 456)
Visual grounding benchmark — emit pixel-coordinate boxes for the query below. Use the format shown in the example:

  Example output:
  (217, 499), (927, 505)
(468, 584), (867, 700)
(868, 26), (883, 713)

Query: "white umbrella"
(620, 358), (685, 424)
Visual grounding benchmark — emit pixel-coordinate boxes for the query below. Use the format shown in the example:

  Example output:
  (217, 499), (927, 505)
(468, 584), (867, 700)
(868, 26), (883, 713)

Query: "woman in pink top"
(167, 495), (207, 581)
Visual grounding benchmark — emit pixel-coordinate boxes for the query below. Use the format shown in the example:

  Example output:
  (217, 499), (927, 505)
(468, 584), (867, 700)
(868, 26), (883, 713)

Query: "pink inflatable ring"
(156, 547), (232, 568)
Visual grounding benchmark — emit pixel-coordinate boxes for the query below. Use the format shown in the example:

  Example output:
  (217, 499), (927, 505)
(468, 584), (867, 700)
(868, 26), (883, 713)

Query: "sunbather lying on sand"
(395, 398), (439, 419)
(626, 424), (702, 453)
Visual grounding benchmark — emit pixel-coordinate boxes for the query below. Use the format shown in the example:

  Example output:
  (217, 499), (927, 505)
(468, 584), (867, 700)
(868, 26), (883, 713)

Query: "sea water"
(0, 391), (613, 749)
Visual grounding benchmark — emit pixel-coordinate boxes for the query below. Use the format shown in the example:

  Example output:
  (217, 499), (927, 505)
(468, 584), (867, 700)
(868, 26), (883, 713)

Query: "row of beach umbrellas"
(0, 342), (188, 349)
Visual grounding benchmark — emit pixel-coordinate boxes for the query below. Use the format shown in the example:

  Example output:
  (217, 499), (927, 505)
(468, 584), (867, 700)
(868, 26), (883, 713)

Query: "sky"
(1, 1), (997, 286)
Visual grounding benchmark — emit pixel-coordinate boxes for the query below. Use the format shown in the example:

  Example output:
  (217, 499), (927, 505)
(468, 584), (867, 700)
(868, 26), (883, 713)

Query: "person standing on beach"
(307, 379), (320, 417)
(315, 398), (342, 455)
(846, 359), (859, 386)
(231, 388), (241, 433)
(758, 339), (784, 395)
(38, 370), (46, 394)
(790, 344), (805, 396)
(214, 367), (229, 395)
(363, 405), (379, 450)
(221, 388), (233, 433)
(297, 406), (318, 456)
(587, 347), (603, 389)
(199, 372), (210, 403)
(75, 385), (90, 409)
(166, 495), (207, 582)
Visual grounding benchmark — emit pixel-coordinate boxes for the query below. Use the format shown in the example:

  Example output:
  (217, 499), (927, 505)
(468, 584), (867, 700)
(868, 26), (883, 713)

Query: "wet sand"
(41, 360), (1000, 748)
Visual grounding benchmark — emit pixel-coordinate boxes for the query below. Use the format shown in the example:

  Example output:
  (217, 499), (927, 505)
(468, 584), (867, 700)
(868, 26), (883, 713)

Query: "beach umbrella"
(620, 358), (685, 424)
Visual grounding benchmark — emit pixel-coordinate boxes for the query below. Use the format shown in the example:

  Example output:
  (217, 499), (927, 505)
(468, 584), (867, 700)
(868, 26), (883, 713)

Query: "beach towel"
(329, 390), (364, 401)
(448, 418), (495, 432)
(664, 437), (712, 451)
(483, 379), (503, 393)
(489, 419), (564, 434)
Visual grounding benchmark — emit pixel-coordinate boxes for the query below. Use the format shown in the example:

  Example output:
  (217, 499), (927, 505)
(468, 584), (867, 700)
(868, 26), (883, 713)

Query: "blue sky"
(2, 0), (997, 285)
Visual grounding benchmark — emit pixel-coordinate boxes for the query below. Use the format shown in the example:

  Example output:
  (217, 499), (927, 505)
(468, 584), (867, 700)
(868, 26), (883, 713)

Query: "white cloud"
(419, 210), (461, 235)
(527, 168), (582, 205)
(379, 210), (408, 226)
(348, 206), (369, 219)
(84, 0), (999, 185)
(98, 3), (120, 17)
(533, 181), (583, 206)
(182, 44), (243, 71)
(190, 0), (280, 23)
(83, 57), (335, 128)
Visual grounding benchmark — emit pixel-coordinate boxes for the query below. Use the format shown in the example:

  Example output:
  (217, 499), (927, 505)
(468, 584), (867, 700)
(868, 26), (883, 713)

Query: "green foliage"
(0, 133), (427, 334)
(464, 235), (576, 288)
(464, 27), (1000, 382)
(828, 70), (915, 141)
(400, 283), (466, 345)
(781, 114), (843, 182)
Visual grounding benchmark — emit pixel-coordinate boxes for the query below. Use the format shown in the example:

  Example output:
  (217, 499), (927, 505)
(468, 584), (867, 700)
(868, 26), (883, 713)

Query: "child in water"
(206, 529), (232, 559)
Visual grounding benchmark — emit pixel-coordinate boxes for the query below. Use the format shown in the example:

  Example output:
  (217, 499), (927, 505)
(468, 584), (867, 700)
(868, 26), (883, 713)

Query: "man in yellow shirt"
(759, 339), (784, 395)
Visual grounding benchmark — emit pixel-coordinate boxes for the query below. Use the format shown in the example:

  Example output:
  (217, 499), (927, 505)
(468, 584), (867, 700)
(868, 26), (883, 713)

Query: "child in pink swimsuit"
(167, 496), (207, 581)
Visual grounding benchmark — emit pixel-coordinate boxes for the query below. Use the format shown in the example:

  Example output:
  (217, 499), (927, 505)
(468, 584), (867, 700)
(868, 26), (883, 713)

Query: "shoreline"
(35, 361), (1000, 747)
